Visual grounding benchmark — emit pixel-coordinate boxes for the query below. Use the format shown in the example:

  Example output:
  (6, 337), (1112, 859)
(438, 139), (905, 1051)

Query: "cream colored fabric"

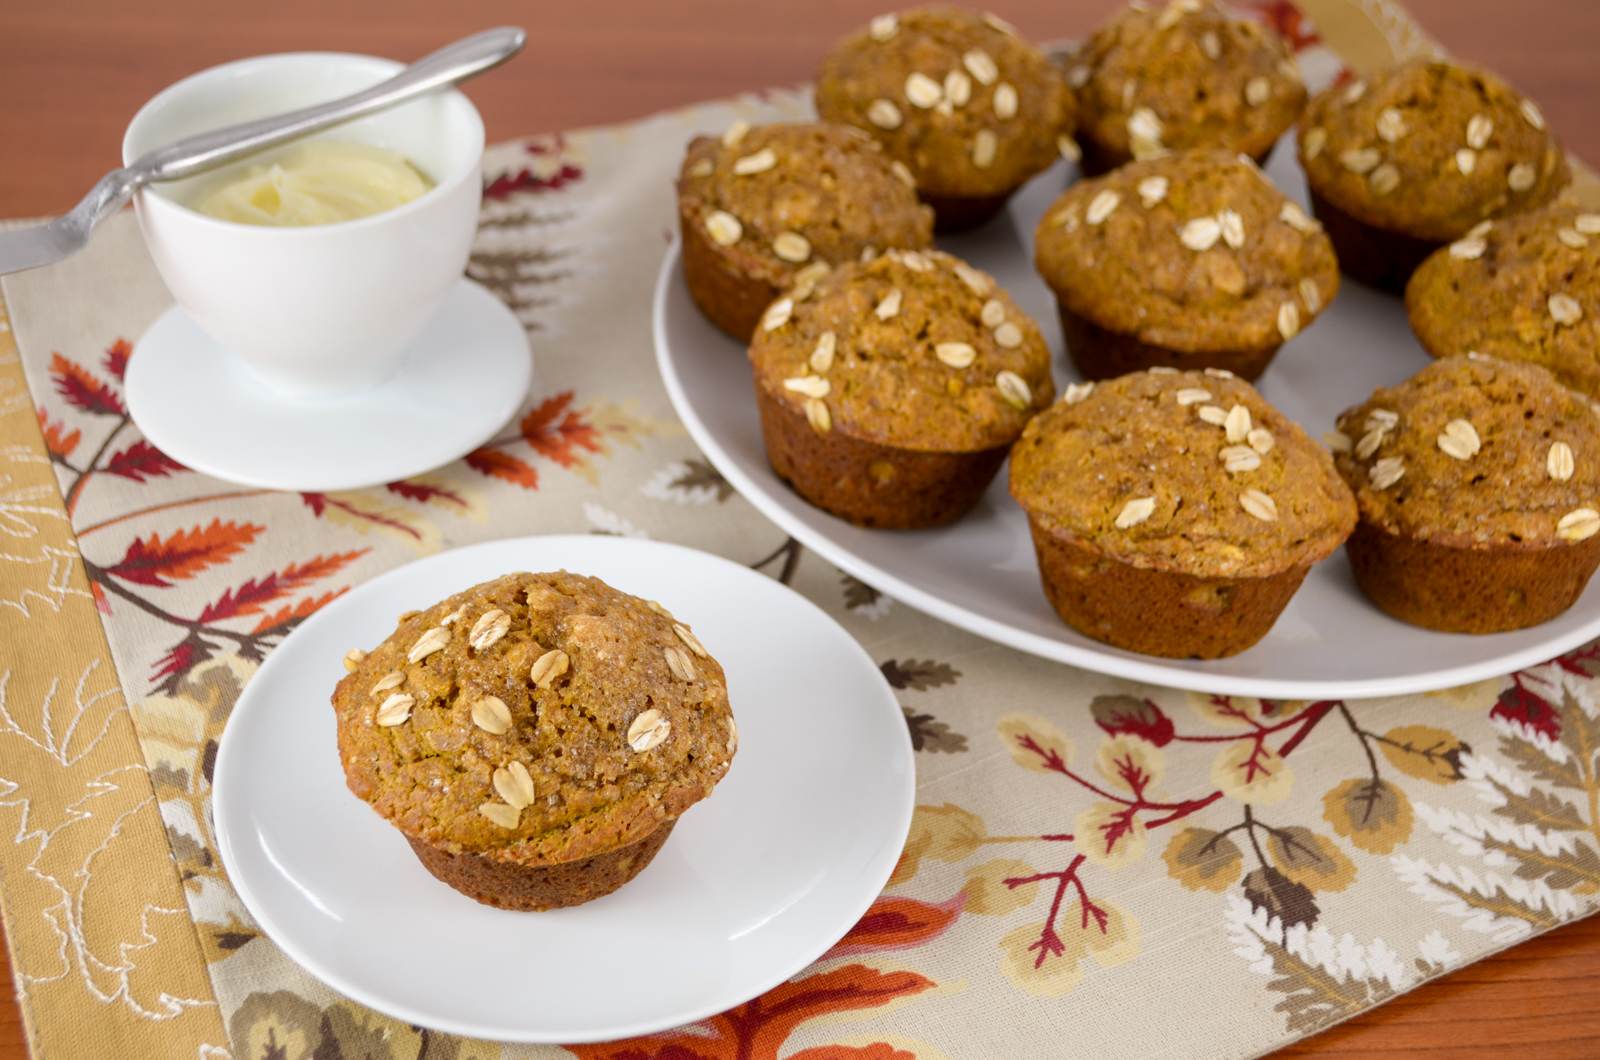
(1, 3), (1597, 1058)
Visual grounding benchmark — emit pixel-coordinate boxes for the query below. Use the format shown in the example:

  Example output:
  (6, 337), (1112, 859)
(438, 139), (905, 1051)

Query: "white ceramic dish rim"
(212, 534), (916, 1043)
(652, 239), (1600, 701)
(120, 51), (485, 235)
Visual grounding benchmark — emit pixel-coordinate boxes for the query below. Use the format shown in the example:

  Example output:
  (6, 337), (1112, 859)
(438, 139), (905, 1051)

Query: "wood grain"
(0, 2), (1596, 1058)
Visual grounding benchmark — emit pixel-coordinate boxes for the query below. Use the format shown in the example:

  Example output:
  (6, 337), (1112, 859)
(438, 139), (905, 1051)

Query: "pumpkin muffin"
(1034, 149), (1338, 380)
(815, 7), (1075, 231)
(1407, 202), (1600, 398)
(748, 247), (1053, 528)
(333, 572), (736, 910)
(678, 121), (934, 341)
(1066, 0), (1306, 175)
(1298, 59), (1570, 292)
(1010, 369), (1355, 657)
(1331, 356), (1600, 633)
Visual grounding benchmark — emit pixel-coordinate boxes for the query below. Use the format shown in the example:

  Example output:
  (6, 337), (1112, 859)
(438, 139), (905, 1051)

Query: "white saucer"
(127, 279), (531, 492)
(653, 143), (1600, 700)
(212, 535), (914, 1044)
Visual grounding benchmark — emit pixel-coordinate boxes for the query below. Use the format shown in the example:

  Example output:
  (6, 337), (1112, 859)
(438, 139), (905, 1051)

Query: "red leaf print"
(790, 1046), (915, 1060)
(1491, 681), (1562, 741)
(521, 390), (602, 467)
(823, 894), (963, 960)
(91, 581), (110, 616)
(250, 589), (346, 634)
(103, 338), (132, 380)
(1091, 695), (1176, 747)
(484, 160), (584, 200)
(104, 520), (262, 586)
(36, 408), (80, 458)
(568, 965), (933, 1060)
(50, 352), (124, 416)
(104, 439), (186, 482)
(198, 550), (367, 623)
(1248, 0), (1320, 50)
(465, 448), (539, 489)
(386, 478), (469, 509)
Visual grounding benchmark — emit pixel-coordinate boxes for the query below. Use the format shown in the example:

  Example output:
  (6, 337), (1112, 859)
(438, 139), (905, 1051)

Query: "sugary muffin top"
(1010, 368), (1356, 578)
(1033, 150), (1338, 352)
(333, 572), (736, 864)
(1298, 59), (1569, 242)
(815, 7), (1075, 197)
(1332, 355), (1600, 547)
(1065, 0), (1306, 163)
(677, 121), (933, 291)
(747, 248), (1054, 452)
(1407, 202), (1600, 398)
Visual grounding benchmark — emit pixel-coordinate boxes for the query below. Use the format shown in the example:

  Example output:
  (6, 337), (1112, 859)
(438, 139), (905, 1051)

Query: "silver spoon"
(0, 26), (525, 276)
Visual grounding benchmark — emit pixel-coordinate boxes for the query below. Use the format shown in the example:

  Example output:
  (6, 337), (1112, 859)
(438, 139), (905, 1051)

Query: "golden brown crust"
(1024, 515), (1314, 658)
(814, 7), (1075, 201)
(747, 248), (1054, 453)
(1009, 369), (1355, 579)
(333, 573), (736, 873)
(1298, 59), (1569, 245)
(1332, 356), (1600, 546)
(755, 379), (1009, 528)
(1344, 519), (1600, 634)
(1067, 0), (1305, 170)
(1407, 202), (1600, 397)
(406, 824), (674, 911)
(1033, 150), (1337, 356)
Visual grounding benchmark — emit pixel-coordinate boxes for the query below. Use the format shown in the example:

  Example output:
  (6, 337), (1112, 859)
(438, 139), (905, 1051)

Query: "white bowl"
(123, 53), (485, 399)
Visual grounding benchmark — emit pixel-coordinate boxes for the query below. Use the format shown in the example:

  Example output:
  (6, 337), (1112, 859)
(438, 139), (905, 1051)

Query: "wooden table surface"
(0, 2), (1597, 1057)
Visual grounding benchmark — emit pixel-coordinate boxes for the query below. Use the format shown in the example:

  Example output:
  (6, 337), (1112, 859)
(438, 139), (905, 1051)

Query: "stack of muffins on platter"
(673, 0), (1600, 660)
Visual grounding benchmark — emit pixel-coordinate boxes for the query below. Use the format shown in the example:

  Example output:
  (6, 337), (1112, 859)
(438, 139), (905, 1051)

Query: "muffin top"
(747, 248), (1054, 452)
(1331, 356), (1600, 548)
(1407, 202), (1600, 398)
(333, 572), (736, 864)
(815, 7), (1075, 198)
(678, 121), (933, 289)
(1010, 369), (1354, 578)
(1298, 59), (1569, 243)
(1034, 150), (1338, 352)
(1066, 0), (1305, 162)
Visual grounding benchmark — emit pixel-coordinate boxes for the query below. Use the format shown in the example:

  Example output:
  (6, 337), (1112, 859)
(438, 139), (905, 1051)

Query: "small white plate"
(127, 278), (531, 492)
(213, 535), (914, 1044)
(654, 145), (1600, 700)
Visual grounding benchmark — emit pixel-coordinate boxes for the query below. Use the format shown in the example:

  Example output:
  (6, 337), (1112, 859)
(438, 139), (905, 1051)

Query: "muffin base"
(755, 380), (1008, 529)
(923, 189), (1015, 233)
(1307, 189), (1439, 295)
(1056, 302), (1280, 381)
(680, 202), (781, 343)
(407, 821), (676, 911)
(1025, 516), (1311, 658)
(1345, 520), (1600, 633)
(1077, 137), (1277, 179)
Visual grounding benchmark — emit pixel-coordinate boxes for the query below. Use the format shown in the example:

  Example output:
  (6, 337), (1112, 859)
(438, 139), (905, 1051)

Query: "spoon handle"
(130, 26), (524, 186)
